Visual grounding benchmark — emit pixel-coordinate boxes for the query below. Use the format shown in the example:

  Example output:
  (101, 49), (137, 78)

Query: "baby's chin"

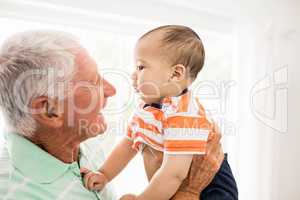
(140, 95), (163, 104)
(134, 88), (163, 104)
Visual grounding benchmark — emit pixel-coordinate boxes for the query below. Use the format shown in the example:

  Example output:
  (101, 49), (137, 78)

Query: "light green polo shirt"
(0, 133), (116, 200)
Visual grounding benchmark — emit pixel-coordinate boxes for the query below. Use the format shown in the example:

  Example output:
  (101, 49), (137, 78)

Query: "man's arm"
(171, 122), (224, 200)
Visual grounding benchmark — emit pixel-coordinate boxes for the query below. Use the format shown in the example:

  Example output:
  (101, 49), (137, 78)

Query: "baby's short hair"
(140, 25), (205, 79)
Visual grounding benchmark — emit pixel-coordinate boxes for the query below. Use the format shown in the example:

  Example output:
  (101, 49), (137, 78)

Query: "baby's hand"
(80, 167), (108, 191)
(119, 194), (138, 200)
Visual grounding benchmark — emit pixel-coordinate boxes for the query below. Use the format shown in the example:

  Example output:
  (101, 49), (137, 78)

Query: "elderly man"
(0, 31), (234, 200)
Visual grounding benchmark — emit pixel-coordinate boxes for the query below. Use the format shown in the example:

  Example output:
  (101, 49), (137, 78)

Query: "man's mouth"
(98, 112), (103, 116)
(101, 98), (107, 109)
(97, 112), (105, 123)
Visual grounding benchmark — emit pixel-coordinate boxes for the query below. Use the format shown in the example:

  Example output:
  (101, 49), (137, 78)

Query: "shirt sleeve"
(126, 122), (134, 141)
(163, 97), (212, 155)
(127, 108), (165, 151)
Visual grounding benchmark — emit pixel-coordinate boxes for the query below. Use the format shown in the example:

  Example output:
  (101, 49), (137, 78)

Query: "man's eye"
(137, 65), (145, 71)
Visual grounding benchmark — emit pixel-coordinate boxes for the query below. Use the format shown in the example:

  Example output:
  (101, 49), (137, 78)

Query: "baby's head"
(132, 25), (205, 104)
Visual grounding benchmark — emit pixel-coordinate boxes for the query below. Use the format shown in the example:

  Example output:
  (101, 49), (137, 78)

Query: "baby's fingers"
(83, 172), (95, 190)
(80, 167), (91, 175)
(92, 182), (105, 191)
(88, 172), (107, 191)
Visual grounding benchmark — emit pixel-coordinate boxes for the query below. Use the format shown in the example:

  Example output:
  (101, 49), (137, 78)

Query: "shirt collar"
(143, 88), (189, 110)
(7, 133), (74, 184)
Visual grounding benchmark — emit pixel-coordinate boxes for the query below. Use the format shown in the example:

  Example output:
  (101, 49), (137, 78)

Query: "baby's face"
(132, 34), (173, 104)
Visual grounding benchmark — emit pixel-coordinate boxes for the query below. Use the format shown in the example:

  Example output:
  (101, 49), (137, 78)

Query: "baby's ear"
(170, 64), (186, 82)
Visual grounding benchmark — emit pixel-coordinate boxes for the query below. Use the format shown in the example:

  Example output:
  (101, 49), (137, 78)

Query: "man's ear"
(170, 64), (186, 82)
(30, 96), (64, 129)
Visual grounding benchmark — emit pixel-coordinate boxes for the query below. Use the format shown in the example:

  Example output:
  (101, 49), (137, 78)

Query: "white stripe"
(125, 135), (133, 141)
(164, 151), (206, 155)
(134, 137), (164, 152)
(134, 127), (164, 144)
(164, 128), (209, 141)
(166, 112), (204, 118)
(134, 108), (163, 130)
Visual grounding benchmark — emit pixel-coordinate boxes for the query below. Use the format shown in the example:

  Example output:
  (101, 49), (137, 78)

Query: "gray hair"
(0, 30), (81, 136)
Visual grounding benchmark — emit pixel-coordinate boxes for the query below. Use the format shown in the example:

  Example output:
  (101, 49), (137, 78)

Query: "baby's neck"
(145, 88), (189, 105)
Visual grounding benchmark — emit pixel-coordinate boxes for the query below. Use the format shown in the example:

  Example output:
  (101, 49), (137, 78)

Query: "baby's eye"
(137, 65), (145, 71)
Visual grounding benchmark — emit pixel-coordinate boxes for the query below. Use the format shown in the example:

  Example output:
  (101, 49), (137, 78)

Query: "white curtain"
(228, 1), (300, 199)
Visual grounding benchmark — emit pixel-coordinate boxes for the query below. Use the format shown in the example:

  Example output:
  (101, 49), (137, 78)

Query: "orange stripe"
(164, 140), (207, 152)
(132, 141), (142, 150)
(127, 126), (133, 138)
(132, 116), (161, 134)
(143, 107), (165, 122)
(134, 132), (164, 148)
(165, 148), (206, 153)
(195, 97), (206, 116)
(164, 116), (211, 129)
(164, 140), (207, 148)
(177, 92), (190, 112)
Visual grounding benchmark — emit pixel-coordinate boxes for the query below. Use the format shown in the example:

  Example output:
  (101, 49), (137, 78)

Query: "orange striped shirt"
(127, 90), (212, 154)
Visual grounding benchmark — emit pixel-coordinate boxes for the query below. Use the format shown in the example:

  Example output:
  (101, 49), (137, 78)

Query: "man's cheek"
(74, 90), (93, 110)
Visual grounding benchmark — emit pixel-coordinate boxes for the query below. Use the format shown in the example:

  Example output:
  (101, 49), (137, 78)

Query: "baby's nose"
(131, 71), (137, 81)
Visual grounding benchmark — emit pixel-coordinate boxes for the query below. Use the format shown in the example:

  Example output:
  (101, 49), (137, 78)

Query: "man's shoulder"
(0, 140), (10, 173)
(0, 142), (10, 198)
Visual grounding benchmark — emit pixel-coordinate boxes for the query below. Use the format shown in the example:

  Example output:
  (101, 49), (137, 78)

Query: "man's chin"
(78, 115), (108, 139)
(89, 121), (107, 138)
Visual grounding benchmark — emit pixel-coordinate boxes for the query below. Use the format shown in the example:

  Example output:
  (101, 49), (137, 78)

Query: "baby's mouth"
(132, 84), (139, 93)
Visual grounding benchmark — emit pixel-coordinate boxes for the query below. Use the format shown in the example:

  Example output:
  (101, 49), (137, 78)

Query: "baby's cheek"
(140, 83), (158, 95)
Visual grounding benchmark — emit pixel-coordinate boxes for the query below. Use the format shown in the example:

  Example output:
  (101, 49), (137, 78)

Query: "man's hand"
(172, 122), (224, 200)
(80, 168), (108, 191)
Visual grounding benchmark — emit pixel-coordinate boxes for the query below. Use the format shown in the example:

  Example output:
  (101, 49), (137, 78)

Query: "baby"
(81, 25), (213, 200)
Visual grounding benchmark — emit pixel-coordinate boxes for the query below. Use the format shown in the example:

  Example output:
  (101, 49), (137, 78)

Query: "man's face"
(64, 49), (116, 139)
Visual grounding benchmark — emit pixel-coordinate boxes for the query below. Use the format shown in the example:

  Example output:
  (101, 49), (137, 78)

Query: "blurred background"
(0, 0), (299, 199)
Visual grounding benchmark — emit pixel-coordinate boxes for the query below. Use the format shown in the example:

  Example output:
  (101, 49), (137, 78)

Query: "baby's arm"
(137, 154), (193, 200)
(100, 137), (137, 181)
(81, 138), (137, 190)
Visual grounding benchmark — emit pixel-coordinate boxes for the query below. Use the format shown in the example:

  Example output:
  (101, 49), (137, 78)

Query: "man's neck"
(26, 129), (82, 164)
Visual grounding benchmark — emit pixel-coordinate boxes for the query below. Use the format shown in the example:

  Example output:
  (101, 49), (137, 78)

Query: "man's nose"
(102, 78), (116, 97)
